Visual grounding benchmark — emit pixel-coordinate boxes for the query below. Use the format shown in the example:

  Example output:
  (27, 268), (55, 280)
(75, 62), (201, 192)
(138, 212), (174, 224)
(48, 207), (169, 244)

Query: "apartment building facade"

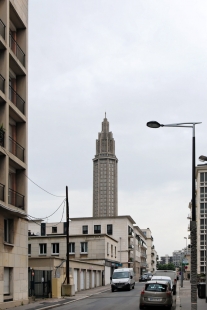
(141, 228), (157, 273)
(28, 216), (148, 282)
(0, 0), (28, 308)
(195, 164), (207, 274)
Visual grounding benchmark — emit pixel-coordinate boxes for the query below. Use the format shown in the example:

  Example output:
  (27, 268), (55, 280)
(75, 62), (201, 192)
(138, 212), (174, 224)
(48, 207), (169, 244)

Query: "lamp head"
(146, 121), (163, 128)
(199, 155), (207, 162)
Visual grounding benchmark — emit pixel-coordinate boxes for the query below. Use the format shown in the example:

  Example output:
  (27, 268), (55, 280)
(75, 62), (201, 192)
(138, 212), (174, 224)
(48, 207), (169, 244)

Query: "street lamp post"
(198, 155), (207, 303)
(184, 236), (188, 255)
(147, 121), (202, 310)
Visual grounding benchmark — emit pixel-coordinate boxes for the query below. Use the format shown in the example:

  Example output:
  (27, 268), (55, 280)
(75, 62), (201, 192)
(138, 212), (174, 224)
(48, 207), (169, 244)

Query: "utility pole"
(66, 186), (70, 284)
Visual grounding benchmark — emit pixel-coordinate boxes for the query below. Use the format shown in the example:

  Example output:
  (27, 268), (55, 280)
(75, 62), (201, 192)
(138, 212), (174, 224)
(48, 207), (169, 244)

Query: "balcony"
(140, 262), (148, 267)
(0, 183), (5, 201)
(9, 136), (25, 162)
(0, 19), (5, 40)
(8, 188), (24, 209)
(9, 85), (25, 115)
(141, 252), (147, 258)
(0, 129), (4, 147)
(128, 257), (134, 263)
(0, 74), (5, 93)
(187, 214), (191, 220)
(128, 244), (134, 249)
(9, 33), (25, 66)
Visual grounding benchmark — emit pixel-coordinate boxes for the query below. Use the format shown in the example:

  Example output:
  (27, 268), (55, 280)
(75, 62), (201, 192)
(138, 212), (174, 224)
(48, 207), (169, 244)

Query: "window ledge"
(4, 242), (14, 247)
(39, 254), (47, 256)
(51, 254), (59, 256)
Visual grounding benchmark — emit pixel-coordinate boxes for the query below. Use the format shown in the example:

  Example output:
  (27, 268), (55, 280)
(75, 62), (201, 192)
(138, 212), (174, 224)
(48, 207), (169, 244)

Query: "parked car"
(139, 275), (148, 282)
(139, 280), (173, 309)
(110, 268), (135, 292)
(151, 275), (173, 292)
(153, 270), (177, 295)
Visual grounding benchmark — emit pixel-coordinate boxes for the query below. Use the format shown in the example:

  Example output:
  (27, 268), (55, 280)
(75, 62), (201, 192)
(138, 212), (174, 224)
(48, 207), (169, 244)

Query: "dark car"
(139, 275), (148, 282)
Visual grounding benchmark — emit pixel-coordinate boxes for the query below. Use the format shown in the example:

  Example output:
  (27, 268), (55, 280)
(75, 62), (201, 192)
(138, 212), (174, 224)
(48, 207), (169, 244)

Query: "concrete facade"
(0, 0), (28, 308)
(28, 216), (148, 282)
(93, 115), (118, 217)
(141, 228), (157, 273)
(194, 164), (207, 274)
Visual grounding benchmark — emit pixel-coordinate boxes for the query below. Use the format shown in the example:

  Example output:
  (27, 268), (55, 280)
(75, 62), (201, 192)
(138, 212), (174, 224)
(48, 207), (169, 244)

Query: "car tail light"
(141, 290), (145, 295)
(166, 291), (171, 296)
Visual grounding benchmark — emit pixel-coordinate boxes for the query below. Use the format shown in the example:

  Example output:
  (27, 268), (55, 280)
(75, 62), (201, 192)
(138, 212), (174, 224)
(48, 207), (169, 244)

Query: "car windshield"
(112, 272), (129, 279)
(145, 283), (167, 292)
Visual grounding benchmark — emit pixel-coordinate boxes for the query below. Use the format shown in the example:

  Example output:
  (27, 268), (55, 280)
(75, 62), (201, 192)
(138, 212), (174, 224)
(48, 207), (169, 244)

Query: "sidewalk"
(176, 280), (206, 310)
(7, 285), (111, 310)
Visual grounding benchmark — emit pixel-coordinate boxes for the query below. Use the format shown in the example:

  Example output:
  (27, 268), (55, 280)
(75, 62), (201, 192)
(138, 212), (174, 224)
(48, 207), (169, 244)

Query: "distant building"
(160, 255), (173, 265)
(0, 0), (28, 308)
(141, 228), (157, 273)
(93, 115), (118, 217)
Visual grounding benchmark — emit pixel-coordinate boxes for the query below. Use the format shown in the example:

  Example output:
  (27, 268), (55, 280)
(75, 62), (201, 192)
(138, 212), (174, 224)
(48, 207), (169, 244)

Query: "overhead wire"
(0, 144), (66, 198)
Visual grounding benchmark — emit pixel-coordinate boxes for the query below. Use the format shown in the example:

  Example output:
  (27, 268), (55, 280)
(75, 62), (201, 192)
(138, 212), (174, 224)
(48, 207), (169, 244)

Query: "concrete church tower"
(93, 114), (118, 217)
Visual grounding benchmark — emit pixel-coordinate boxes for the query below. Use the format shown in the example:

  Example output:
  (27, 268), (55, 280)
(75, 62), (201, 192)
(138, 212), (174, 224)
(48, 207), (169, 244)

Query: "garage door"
(105, 266), (111, 285)
(4, 268), (10, 294)
(80, 270), (85, 290)
(86, 271), (90, 289)
(96, 271), (100, 287)
(92, 271), (95, 288)
(73, 269), (78, 292)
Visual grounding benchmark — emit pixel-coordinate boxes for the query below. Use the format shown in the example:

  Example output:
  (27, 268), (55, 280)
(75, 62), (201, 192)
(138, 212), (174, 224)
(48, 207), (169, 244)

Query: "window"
(107, 224), (113, 235)
(52, 227), (57, 233)
(115, 246), (116, 258)
(82, 225), (88, 234)
(28, 244), (31, 255)
(39, 243), (47, 255)
(4, 219), (14, 244)
(107, 242), (109, 255)
(69, 242), (75, 253)
(80, 242), (88, 253)
(52, 243), (59, 255)
(94, 225), (101, 234)
(111, 244), (113, 257)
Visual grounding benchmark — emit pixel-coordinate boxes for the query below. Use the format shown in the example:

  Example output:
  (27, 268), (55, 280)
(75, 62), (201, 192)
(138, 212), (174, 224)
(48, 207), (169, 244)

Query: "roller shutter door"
(74, 269), (78, 292)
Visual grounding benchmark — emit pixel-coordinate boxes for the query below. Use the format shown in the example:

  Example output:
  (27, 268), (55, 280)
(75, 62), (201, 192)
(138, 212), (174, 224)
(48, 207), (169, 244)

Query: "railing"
(9, 136), (25, 162)
(8, 188), (24, 209)
(0, 129), (4, 147)
(140, 262), (148, 267)
(9, 85), (25, 114)
(0, 74), (5, 93)
(0, 19), (5, 39)
(0, 183), (4, 201)
(9, 33), (25, 66)
(141, 252), (147, 258)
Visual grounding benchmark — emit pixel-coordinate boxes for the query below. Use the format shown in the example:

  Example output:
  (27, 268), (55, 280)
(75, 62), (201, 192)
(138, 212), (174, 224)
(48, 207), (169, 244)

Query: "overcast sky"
(28, 1), (207, 257)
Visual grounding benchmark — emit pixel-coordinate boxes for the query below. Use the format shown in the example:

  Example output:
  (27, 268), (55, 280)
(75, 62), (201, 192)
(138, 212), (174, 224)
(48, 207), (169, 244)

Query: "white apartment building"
(141, 228), (157, 273)
(28, 216), (148, 283)
(0, 1), (28, 308)
(194, 164), (207, 274)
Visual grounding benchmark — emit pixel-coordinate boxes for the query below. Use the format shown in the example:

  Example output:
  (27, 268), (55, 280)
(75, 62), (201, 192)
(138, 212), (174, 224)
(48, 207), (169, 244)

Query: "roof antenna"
(105, 112), (106, 118)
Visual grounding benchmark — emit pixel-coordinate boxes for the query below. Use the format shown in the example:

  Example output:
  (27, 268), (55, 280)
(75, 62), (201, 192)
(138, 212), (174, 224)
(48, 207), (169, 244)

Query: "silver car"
(139, 280), (173, 309)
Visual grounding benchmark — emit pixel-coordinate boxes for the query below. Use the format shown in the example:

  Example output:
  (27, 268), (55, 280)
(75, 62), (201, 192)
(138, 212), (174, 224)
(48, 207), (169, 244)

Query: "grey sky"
(28, 0), (207, 256)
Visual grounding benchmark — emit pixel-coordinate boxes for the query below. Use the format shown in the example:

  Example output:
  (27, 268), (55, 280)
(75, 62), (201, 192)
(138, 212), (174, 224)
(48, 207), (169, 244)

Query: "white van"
(153, 270), (177, 295)
(110, 268), (135, 292)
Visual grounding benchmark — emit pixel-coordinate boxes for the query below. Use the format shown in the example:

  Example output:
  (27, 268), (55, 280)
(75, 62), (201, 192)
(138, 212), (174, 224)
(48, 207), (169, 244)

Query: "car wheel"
(111, 287), (114, 292)
(139, 306), (144, 310)
(127, 284), (131, 291)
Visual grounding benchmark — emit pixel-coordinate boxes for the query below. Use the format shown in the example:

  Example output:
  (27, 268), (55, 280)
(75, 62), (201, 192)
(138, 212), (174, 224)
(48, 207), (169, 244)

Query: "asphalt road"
(55, 282), (176, 310)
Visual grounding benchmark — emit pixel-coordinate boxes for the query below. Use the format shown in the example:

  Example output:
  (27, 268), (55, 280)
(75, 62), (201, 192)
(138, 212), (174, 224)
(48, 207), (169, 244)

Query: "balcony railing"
(8, 188), (24, 209)
(0, 183), (4, 201)
(9, 85), (25, 114)
(140, 262), (148, 267)
(9, 136), (25, 162)
(0, 129), (4, 147)
(0, 19), (5, 39)
(141, 252), (147, 258)
(9, 33), (25, 66)
(0, 74), (5, 93)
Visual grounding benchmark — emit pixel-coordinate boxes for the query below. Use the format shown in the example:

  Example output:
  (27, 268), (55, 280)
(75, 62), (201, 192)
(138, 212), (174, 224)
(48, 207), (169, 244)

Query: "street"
(52, 283), (176, 310)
